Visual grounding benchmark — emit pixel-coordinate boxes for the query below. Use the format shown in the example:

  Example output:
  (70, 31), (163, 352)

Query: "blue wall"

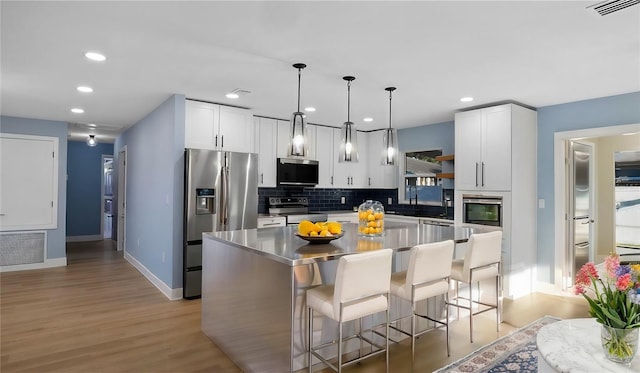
(398, 121), (455, 189)
(0, 116), (68, 260)
(537, 92), (640, 283)
(114, 94), (185, 289)
(66, 141), (114, 237)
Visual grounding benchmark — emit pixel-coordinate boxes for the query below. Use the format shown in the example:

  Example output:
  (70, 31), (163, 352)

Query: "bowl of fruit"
(295, 220), (343, 244)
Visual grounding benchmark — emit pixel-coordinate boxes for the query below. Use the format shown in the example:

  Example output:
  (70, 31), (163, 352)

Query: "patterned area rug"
(434, 316), (561, 373)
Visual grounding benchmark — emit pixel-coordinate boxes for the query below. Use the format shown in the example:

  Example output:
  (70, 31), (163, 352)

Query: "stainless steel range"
(268, 197), (327, 225)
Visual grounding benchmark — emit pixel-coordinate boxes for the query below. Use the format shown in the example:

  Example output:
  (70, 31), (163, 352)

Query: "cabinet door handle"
(368, 177), (371, 186)
(262, 222), (283, 227)
(260, 173), (264, 184)
(481, 162), (485, 187)
(475, 162), (479, 187)
(221, 135), (224, 148)
(215, 135), (218, 147)
(331, 176), (334, 185)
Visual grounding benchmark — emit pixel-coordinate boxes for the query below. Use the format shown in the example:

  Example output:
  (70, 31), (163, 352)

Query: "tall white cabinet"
(254, 117), (278, 187)
(454, 103), (537, 299)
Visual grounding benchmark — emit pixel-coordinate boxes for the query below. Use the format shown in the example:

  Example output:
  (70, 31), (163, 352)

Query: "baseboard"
(0, 257), (67, 272)
(535, 281), (564, 296)
(66, 234), (103, 242)
(124, 252), (182, 301)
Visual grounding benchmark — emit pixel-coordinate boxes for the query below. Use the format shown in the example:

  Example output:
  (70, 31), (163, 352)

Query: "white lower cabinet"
(257, 216), (286, 228)
(327, 212), (358, 224)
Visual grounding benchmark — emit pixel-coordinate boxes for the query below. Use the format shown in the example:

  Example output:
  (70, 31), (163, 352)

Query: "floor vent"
(0, 232), (46, 266)
(588, 0), (640, 16)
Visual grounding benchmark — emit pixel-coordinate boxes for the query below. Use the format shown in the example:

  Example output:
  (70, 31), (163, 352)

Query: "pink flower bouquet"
(575, 253), (640, 362)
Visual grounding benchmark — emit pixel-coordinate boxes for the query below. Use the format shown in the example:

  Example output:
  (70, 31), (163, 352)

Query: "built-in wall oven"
(462, 195), (503, 227)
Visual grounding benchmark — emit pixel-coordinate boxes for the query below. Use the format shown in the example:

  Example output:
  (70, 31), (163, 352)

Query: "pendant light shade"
(288, 63), (308, 157)
(338, 76), (358, 163)
(382, 87), (398, 165)
(87, 134), (97, 147)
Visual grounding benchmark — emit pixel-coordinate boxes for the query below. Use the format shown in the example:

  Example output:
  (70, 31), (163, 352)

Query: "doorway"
(554, 123), (640, 290)
(117, 146), (127, 252)
(102, 155), (114, 239)
(566, 141), (594, 288)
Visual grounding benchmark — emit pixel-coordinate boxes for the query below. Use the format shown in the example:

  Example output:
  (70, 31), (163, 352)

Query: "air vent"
(588, 0), (640, 16)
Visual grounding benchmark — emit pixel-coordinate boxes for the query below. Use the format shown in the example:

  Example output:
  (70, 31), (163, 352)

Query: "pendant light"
(338, 76), (358, 163)
(288, 63), (308, 157)
(87, 134), (97, 147)
(382, 87), (398, 165)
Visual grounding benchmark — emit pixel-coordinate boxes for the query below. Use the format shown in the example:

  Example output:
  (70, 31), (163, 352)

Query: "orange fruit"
(298, 220), (314, 236)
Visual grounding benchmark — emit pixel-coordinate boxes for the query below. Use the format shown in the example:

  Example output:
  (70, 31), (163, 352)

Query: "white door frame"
(101, 155), (114, 239)
(117, 146), (127, 252)
(554, 123), (640, 290)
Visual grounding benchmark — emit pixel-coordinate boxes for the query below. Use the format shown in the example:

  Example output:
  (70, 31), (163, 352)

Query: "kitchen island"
(201, 222), (489, 372)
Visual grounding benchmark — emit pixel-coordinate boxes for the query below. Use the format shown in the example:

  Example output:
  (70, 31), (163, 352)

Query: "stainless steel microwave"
(462, 195), (503, 227)
(276, 158), (319, 186)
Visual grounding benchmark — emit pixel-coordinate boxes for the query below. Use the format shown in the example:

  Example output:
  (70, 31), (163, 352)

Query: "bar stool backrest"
(463, 231), (503, 281)
(406, 240), (455, 291)
(333, 249), (393, 320)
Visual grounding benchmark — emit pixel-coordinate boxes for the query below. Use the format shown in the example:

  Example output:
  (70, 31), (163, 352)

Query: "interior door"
(567, 141), (594, 287)
(117, 148), (127, 251)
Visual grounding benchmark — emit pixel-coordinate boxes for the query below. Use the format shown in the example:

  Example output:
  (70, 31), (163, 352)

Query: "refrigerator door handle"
(219, 155), (229, 231)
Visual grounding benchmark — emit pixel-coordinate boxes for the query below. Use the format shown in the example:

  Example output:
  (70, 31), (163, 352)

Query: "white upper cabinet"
(254, 117), (277, 187)
(316, 126), (335, 187)
(320, 128), (368, 188)
(455, 104), (536, 191)
(185, 100), (253, 153)
(366, 130), (398, 188)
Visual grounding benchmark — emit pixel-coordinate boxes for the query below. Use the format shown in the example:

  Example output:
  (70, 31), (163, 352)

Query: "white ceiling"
(2, 1), (639, 143)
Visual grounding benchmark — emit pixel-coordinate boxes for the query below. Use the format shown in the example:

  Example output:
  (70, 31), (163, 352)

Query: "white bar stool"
(306, 249), (393, 373)
(449, 230), (502, 343)
(389, 240), (454, 358)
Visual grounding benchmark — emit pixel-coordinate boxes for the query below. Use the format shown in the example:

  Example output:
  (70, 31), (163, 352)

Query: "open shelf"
(435, 154), (454, 161)
(436, 173), (455, 179)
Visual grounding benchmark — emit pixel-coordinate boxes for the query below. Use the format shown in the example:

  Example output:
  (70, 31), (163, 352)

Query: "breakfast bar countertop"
(204, 222), (489, 266)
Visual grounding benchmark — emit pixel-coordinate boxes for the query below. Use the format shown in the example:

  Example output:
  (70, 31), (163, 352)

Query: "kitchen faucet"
(408, 185), (418, 206)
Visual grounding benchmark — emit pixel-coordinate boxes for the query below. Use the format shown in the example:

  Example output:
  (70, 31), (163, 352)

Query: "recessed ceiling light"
(460, 97), (474, 103)
(85, 52), (106, 61)
(622, 132), (638, 136)
(304, 107), (316, 112)
(225, 92), (239, 99)
(363, 117), (373, 122)
(77, 86), (93, 93)
(71, 108), (85, 114)
(87, 123), (97, 128)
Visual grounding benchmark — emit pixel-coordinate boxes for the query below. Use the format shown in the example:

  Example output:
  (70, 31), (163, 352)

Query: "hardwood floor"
(1, 240), (589, 372)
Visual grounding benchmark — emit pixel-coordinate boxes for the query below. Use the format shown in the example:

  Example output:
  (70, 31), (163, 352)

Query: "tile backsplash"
(258, 187), (454, 219)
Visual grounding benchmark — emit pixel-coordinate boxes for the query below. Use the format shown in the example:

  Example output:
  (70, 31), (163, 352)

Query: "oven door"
(463, 197), (502, 226)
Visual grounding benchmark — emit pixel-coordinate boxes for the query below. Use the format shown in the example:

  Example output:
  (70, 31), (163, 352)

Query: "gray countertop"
(204, 222), (489, 266)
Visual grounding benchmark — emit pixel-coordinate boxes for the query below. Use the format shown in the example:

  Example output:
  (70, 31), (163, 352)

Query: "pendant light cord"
(297, 68), (301, 113)
(347, 80), (351, 123)
(388, 90), (392, 129)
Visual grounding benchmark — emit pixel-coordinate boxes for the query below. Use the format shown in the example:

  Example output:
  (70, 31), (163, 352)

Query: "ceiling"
(2, 1), (639, 143)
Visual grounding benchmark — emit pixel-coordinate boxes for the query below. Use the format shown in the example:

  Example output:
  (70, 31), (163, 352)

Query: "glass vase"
(600, 325), (639, 364)
(357, 200), (384, 236)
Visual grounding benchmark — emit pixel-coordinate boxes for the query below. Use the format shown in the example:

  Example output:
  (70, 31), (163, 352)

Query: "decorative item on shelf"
(358, 200), (384, 236)
(381, 87), (398, 166)
(574, 253), (640, 364)
(338, 76), (358, 163)
(86, 134), (97, 147)
(288, 63), (309, 157)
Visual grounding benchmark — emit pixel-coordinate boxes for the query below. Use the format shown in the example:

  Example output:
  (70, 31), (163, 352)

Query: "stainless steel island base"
(201, 223), (490, 372)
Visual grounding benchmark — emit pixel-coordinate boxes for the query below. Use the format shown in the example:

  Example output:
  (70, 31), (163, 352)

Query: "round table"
(536, 318), (640, 372)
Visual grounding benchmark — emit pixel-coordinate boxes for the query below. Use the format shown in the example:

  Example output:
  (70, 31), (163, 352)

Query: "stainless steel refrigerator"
(183, 149), (258, 299)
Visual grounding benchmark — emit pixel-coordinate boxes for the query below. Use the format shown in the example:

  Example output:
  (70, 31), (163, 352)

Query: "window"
(401, 149), (443, 205)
